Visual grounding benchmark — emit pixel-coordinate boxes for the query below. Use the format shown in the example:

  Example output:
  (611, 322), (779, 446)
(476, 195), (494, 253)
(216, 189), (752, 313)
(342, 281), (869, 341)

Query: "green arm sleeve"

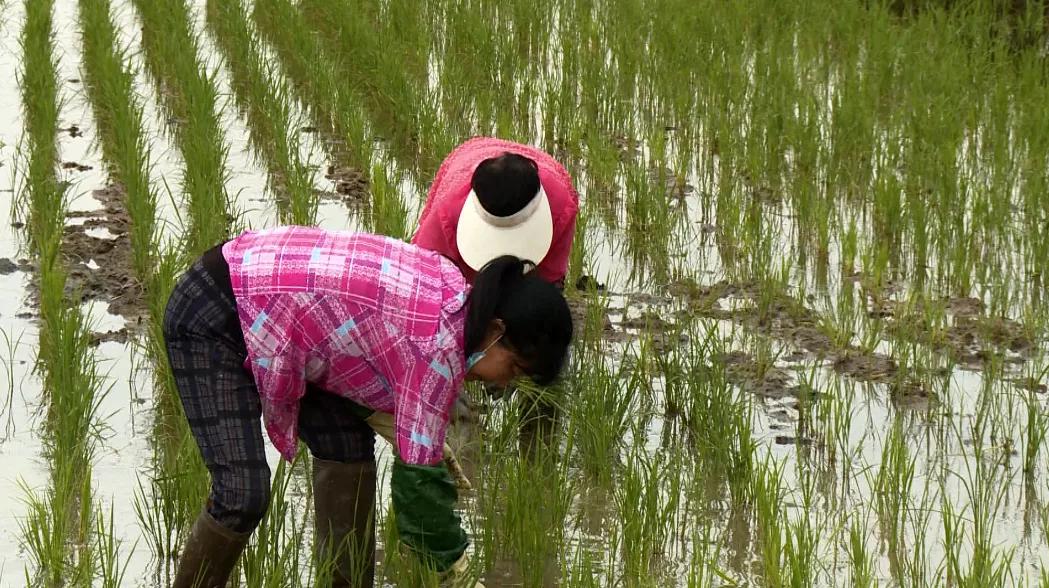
(391, 457), (469, 573)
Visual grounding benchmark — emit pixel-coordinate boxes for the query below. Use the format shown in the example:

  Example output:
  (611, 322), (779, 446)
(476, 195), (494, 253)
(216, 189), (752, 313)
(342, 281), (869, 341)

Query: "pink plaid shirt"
(221, 226), (469, 465)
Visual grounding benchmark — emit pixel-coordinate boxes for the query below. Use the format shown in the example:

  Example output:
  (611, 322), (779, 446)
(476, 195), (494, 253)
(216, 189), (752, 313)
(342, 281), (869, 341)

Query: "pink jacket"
(412, 137), (579, 284)
(222, 227), (469, 466)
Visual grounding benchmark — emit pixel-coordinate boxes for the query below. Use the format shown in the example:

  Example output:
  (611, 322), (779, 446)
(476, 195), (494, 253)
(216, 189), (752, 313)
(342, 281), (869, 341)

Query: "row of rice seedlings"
(15, 0), (119, 583)
(297, 0), (454, 179)
(203, 0), (316, 226)
(73, 0), (200, 578)
(250, 0), (372, 190)
(127, 0), (244, 575)
(75, 0), (157, 283)
(428, 0), (540, 144)
(471, 403), (572, 587)
(752, 456), (819, 587)
(563, 336), (640, 487)
(369, 162), (410, 241)
(130, 0), (231, 256)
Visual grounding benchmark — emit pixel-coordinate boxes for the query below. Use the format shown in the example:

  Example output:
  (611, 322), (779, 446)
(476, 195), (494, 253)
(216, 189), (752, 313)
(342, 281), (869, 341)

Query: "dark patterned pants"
(163, 252), (375, 533)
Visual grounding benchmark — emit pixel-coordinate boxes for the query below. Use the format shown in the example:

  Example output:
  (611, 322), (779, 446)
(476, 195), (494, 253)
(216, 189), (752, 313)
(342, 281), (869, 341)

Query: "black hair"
(470, 152), (541, 217)
(465, 256), (573, 385)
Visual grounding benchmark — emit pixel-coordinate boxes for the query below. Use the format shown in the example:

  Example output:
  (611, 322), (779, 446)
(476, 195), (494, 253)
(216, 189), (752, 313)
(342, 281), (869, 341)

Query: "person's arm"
(373, 338), (471, 575)
(250, 349), (308, 462)
(535, 210), (577, 286)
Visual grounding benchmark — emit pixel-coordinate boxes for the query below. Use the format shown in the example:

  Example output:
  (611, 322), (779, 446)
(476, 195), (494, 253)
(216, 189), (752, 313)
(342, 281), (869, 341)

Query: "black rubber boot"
(172, 510), (251, 588)
(313, 458), (377, 587)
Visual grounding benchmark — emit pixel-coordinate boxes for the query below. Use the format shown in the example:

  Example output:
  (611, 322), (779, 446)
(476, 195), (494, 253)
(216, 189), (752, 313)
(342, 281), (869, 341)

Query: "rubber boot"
(172, 510), (251, 588)
(313, 458), (377, 587)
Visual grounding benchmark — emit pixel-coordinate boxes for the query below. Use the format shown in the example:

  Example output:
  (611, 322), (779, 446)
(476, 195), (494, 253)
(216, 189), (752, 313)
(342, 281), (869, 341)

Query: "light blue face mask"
(467, 335), (503, 370)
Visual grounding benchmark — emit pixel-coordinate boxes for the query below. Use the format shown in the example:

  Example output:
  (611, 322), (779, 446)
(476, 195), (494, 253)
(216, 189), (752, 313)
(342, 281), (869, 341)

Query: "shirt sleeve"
(237, 294), (310, 462)
(536, 207), (577, 285)
(252, 350), (307, 462)
(411, 203), (460, 272)
(379, 337), (461, 466)
(373, 335), (469, 572)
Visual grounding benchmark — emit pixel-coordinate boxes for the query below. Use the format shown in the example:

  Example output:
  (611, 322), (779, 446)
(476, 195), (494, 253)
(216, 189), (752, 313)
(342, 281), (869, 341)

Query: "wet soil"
(61, 185), (146, 322)
(11, 185), (146, 342)
(569, 274), (976, 404)
(872, 289), (1038, 369)
(0, 258), (20, 275)
(718, 349), (799, 399)
(314, 163), (369, 203)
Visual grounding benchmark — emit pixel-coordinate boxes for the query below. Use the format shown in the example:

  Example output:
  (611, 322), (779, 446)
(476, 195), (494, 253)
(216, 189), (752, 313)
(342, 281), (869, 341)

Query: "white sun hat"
(456, 184), (554, 272)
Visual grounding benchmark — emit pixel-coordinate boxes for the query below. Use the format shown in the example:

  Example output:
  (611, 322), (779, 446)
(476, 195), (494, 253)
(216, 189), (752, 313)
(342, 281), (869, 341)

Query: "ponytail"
(464, 256), (527, 354)
(464, 256), (573, 385)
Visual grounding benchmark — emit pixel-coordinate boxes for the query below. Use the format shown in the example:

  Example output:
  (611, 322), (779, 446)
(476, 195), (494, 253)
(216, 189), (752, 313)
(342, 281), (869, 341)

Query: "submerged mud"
(567, 274), (1010, 406)
(61, 185), (146, 322)
(11, 185), (146, 343)
(323, 164), (369, 200)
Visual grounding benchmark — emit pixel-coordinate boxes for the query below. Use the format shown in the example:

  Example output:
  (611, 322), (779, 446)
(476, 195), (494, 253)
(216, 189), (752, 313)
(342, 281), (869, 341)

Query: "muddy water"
(0, 1), (419, 583)
(0, 1), (44, 581)
(0, 1), (1047, 586)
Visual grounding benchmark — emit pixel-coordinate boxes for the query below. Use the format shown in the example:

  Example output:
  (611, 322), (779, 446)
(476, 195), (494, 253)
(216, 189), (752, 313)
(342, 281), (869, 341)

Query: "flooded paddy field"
(1, 0), (1048, 586)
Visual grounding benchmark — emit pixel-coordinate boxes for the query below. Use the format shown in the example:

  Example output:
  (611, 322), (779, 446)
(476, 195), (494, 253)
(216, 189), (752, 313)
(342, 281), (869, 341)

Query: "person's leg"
(163, 259), (271, 588)
(298, 386), (376, 588)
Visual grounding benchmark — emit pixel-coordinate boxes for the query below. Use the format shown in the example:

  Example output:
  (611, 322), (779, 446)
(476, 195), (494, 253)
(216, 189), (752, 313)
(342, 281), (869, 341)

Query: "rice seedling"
(76, 0), (157, 279)
(615, 445), (680, 584)
(474, 434), (572, 586)
(369, 163), (409, 241)
(18, 467), (95, 587)
(251, 0), (373, 204)
(846, 515), (877, 588)
(0, 327), (21, 441)
(204, 0), (316, 226)
(1025, 388), (1048, 480)
(873, 418), (917, 582)
(94, 503), (133, 588)
(131, 0), (232, 255)
(563, 344), (639, 486)
(3, 0), (1049, 584)
(238, 460), (308, 588)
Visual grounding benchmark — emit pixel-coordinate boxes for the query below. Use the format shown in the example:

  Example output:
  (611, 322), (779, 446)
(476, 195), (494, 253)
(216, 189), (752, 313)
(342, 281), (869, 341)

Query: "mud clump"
(90, 328), (129, 346)
(566, 295), (615, 338)
(0, 258), (20, 275)
(574, 274), (605, 292)
(1010, 378), (1047, 394)
(888, 295), (1037, 368)
(60, 185), (147, 326)
(947, 296), (984, 317)
(719, 350), (798, 399)
(832, 352), (897, 383)
(324, 165), (369, 200)
(648, 166), (695, 203)
(61, 161), (93, 172)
